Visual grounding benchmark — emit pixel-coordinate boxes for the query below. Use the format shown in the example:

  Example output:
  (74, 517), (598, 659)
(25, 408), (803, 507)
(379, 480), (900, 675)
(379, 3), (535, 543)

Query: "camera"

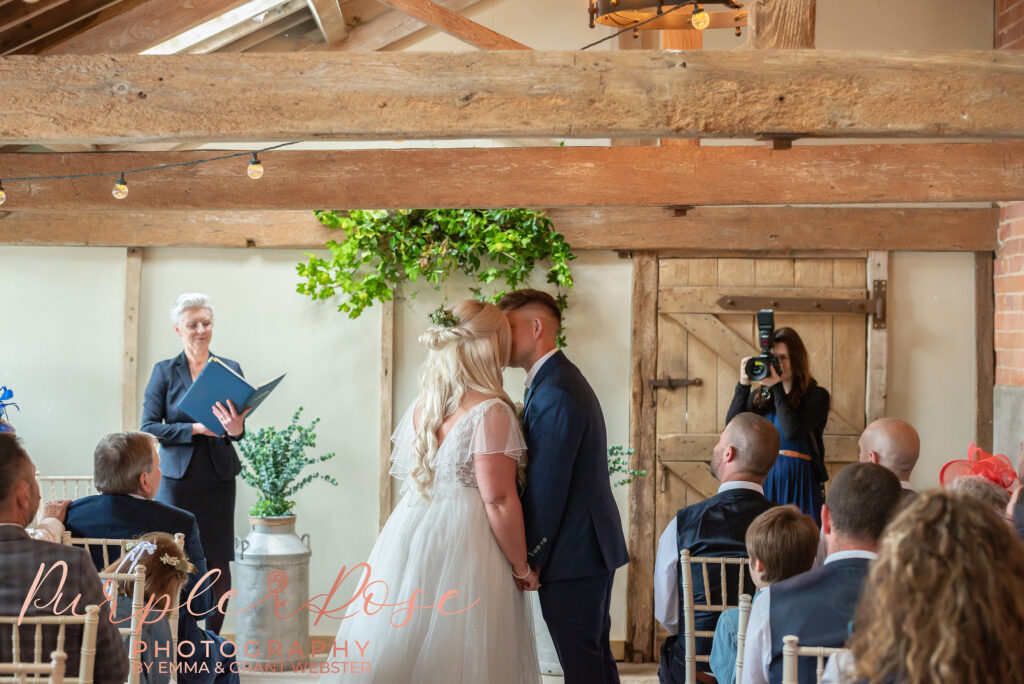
(744, 309), (781, 382)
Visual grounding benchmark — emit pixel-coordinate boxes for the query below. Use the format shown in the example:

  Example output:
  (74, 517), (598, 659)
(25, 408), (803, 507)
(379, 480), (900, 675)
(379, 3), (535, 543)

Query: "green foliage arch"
(296, 209), (575, 341)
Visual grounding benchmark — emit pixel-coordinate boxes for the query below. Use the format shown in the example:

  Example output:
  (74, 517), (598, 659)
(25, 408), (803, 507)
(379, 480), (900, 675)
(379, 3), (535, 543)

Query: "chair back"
(0, 607), (98, 684)
(35, 477), (95, 502)
(0, 650), (67, 684)
(98, 566), (147, 684)
(781, 634), (845, 684)
(733, 593), (753, 684)
(679, 549), (752, 684)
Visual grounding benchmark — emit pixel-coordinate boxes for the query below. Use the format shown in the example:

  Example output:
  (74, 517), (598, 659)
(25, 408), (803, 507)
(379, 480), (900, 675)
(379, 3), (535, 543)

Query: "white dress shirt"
(0, 520), (65, 543)
(654, 480), (765, 634)
(524, 349), (559, 389)
(740, 550), (878, 684)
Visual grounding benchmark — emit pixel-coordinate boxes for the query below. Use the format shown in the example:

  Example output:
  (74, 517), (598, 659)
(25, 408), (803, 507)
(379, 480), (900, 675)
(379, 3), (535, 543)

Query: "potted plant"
(233, 408), (337, 667)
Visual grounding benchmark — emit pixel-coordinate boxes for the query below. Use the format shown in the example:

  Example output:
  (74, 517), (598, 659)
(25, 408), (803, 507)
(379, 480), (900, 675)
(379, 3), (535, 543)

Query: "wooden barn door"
(651, 256), (872, 646)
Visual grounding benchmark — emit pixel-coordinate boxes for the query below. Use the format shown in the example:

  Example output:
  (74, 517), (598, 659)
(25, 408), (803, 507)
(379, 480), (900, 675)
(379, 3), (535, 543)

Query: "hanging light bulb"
(247, 153), (264, 180)
(0, 181), (6, 206)
(112, 173), (129, 200)
(691, 4), (711, 30)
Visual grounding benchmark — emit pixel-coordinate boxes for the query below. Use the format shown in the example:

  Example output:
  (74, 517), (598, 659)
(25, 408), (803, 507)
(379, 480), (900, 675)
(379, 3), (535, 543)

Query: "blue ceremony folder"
(177, 357), (285, 435)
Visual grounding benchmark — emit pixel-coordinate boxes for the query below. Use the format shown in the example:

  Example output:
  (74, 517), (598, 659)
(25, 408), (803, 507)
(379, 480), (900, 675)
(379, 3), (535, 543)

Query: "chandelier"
(588, 1), (747, 35)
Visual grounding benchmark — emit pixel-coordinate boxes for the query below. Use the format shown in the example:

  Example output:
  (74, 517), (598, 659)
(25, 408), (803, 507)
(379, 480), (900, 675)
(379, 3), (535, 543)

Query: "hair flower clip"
(160, 553), (196, 574)
(428, 306), (458, 328)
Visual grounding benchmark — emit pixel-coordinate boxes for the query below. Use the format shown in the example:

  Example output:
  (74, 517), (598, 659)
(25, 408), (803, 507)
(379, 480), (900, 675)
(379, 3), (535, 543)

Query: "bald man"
(858, 418), (920, 490)
(812, 418), (921, 567)
(655, 413), (780, 684)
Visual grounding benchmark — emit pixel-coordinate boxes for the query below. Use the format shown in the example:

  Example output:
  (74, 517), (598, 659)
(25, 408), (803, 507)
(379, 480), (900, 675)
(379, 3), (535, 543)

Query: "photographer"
(727, 324), (830, 526)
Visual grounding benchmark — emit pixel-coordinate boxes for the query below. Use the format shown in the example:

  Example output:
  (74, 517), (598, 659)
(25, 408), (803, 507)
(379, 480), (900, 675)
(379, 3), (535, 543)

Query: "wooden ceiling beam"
(372, 0), (528, 50)
(0, 144), (1020, 210)
(309, 0), (484, 52)
(2, 50), (1020, 144)
(0, 207), (996, 252)
(38, 0), (253, 54)
(0, 0), (127, 55)
(306, 0), (346, 44)
(185, 0), (308, 54)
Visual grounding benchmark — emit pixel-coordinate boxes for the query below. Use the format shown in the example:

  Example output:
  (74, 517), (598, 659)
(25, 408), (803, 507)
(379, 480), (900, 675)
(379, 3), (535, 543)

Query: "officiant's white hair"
(170, 292), (214, 324)
(412, 300), (513, 495)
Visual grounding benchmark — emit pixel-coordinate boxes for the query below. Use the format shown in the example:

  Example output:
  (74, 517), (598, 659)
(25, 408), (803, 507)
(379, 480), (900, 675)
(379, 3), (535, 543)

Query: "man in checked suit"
(0, 433), (128, 684)
(500, 290), (629, 684)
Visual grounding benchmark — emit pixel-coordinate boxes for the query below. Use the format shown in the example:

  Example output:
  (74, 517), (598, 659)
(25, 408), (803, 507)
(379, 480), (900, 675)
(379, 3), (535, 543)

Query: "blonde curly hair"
(410, 300), (513, 495)
(847, 490), (1024, 684)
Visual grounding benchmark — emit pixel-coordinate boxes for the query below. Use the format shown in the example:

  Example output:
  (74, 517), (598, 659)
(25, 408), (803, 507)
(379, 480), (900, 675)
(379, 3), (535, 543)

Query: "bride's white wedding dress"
(320, 398), (541, 683)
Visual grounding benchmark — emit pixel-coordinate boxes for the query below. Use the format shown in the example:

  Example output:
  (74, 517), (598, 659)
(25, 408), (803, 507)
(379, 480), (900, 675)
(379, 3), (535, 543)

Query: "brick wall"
(995, 0), (1024, 386)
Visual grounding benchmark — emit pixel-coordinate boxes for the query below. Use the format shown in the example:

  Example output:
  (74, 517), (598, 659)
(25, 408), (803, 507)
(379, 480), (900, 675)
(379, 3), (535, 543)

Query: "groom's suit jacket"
(521, 350), (629, 582)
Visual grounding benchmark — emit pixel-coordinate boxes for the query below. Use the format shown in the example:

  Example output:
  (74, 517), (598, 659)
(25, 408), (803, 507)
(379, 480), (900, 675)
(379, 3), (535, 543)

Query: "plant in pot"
(233, 408), (337, 667)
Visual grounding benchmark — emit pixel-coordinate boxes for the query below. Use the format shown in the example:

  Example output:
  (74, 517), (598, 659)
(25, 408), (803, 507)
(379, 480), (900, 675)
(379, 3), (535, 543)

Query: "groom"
(500, 290), (629, 684)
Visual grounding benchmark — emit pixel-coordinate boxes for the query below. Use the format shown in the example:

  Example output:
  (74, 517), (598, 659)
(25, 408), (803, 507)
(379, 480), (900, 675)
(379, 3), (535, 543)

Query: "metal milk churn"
(233, 515), (311, 667)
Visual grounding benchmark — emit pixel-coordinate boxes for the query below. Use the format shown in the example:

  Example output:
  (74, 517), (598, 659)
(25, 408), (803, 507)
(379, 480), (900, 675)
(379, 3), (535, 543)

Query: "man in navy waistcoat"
(654, 413), (780, 684)
(741, 462), (902, 684)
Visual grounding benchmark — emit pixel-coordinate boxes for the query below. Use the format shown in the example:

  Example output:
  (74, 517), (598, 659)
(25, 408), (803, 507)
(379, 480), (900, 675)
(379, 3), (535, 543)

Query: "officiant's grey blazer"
(141, 351), (243, 480)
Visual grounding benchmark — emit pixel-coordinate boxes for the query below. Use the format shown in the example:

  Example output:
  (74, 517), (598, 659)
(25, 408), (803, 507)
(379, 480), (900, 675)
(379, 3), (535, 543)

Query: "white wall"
(0, 247), (125, 474)
(887, 252), (978, 489)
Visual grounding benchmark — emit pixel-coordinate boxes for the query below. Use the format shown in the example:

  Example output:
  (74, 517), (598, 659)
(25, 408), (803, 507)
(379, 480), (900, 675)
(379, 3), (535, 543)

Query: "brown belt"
(779, 449), (812, 462)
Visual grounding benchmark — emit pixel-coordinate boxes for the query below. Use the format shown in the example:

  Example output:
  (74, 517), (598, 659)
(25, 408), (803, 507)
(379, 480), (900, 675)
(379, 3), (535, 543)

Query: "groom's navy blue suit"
(522, 350), (629, 684)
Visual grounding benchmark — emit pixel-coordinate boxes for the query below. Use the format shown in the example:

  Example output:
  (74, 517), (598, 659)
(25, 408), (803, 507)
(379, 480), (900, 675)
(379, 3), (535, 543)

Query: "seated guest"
(857, 418), (920, 491)
(741, 462), (902, 684)
(812, 419), (919, 567)
(656, 413), (780, 684)
(0, 433), (129, 684)
(65, 431), (236, 684)
(104, 532), (194, 684)
(710, 506), (818, 684)
(949, 473), (1010, 513)
(825, 490), (1024, 684)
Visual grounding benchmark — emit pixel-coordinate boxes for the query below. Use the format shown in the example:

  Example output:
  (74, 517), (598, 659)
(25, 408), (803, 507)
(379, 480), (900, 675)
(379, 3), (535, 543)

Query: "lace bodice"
(389, 398), (527, 494)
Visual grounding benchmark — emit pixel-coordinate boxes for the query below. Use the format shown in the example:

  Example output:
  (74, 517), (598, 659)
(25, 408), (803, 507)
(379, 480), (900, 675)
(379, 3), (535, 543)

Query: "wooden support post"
(865, 251), (888, 424)
(975, 251), (995, 451)
(307, 0), (347, 44)
(121, 247), (142, 431)
(747, 0), (816, 49)
(625, 252), (658, 662)
(379, 297), (395, 530)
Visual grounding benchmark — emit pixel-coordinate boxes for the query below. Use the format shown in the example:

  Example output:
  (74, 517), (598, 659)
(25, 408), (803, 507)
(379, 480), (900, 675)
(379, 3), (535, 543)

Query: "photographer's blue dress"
(763, 409), (824, 526)
(727, 382), (830, 527)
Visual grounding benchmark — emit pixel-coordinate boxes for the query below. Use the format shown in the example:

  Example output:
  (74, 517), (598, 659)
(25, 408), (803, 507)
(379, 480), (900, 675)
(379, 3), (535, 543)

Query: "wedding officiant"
(141, 292), (252, 635)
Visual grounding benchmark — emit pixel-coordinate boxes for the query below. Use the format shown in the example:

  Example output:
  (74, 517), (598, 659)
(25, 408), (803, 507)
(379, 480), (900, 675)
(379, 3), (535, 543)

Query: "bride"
(321, 299), (541, 683)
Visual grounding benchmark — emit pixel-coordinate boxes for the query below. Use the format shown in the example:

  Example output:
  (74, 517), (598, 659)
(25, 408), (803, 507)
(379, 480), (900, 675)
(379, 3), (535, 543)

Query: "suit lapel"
(524, 350), (565, 413)
(174, 352), (192, 390)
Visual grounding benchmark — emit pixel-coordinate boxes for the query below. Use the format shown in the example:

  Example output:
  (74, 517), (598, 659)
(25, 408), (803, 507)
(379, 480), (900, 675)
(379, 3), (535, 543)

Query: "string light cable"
(0, 5), (709, 204)
(0, 141), (296, 205)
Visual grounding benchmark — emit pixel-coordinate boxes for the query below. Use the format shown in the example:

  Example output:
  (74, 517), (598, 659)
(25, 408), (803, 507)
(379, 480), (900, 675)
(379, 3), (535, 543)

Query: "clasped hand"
(514, 565), (541, 592)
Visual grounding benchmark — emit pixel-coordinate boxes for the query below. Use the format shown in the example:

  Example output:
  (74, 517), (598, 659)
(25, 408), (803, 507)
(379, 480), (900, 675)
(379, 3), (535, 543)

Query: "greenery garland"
(296, 209), (575, 344)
